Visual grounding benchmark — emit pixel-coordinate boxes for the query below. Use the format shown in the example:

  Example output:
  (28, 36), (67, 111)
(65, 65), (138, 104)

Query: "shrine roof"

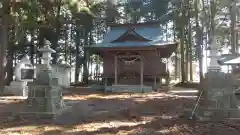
(218, 54), (240, 65)
(95, 40), (177, 48)
(91, 22), (177, 48)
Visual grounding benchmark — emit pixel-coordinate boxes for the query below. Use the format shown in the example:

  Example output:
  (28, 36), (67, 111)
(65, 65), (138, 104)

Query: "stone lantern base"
(5, 81), (29, 97)
(19, 82), (71, 119)
(191, 71), (240, 120)
(19, 63), (71, 119)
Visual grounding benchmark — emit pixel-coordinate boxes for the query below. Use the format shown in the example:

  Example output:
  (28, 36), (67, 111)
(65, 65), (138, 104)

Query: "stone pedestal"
(20, 67), (70, 118)
(20, 82), (68, 118)
(195, 71), (240, 120)
(5, 81), (28, 96)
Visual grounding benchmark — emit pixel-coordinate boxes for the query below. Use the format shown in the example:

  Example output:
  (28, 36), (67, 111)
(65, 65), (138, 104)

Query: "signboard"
(21, 68), (34, 80)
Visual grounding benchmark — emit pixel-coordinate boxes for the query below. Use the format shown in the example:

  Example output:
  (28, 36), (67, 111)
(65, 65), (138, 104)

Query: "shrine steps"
(105, 85), (153, 93)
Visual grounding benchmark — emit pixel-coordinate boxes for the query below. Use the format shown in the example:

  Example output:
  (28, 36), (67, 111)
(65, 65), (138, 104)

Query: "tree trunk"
(5, 42), (14, 85)
(173, 20), (178, 81)
(30, 29), (35, 65)
(188, 4), (193, 81)
(69, 53), (72, 83)
(75, 30), (81, 84)
(0, 25), (8, 94)
(175, 51), (178, 81)
(88, 58), (92, 81)
(180, 28), (186, 83)
(230, 0), (237, 54)
(185, 30), (189, 82)
(80, 0), (90, 84)
(196, 19), (204, 83)
(64, 24), (68, 62)
(195, 0), (204, 83)
(14, 53), (17, 68)
(83, 29), (89, 85)
(0, 0), (10, 94)
(38, 28), (44, 64)
(96, 56), (100, 82)
(236, 5), (240, 52)
(51, 0), (62, 64)
(88, 31), (94, 82)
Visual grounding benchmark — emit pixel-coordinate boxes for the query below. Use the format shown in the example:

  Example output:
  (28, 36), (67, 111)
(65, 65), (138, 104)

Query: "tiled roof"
(96, 40), (176, 48)
(218, 54), (240, 65)
(93, 23), (174, 48)
(224, 57), (240, 64)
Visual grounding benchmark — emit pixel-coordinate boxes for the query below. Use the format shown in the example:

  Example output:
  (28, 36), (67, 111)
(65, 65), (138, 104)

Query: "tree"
(0, 0), (10, 94)
(230, 0), (237, 53)
(172, 0), (189, 83)
(195, 0), (204, 82)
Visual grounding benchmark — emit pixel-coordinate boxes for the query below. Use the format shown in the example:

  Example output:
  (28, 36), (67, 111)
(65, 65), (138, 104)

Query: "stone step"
(106, 85), (153, 93)
(0, 96), (27, 100)
(195, 107), (240, 121)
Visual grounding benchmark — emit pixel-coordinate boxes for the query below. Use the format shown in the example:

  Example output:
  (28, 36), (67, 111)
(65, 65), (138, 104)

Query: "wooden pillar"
(159, 77), (162, 86)
(104, 77), (107, 87)
(154, 76), (157, 89)
(114, 55), (118, 85)
(140, 57), (144, 89)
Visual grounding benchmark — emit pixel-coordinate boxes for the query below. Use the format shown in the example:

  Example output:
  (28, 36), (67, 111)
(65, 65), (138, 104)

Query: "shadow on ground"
(0, 89), (240, 135)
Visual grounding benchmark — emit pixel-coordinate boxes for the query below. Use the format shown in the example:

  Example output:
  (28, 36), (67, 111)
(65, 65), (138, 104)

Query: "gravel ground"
(0, 88), (239, 135)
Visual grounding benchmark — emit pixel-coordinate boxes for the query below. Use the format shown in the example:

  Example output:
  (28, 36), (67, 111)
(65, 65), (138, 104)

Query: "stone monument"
(36, 64), (71, 88)
(195, 71), (240, 120)
(20, 40), (70, 119)
(191, 36), (240, 120)
(5, 55), (34, 97)
(51, 64), (71, 88)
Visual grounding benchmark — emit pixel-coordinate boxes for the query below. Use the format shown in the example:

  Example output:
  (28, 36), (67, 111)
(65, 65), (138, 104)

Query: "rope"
(119, 57), (139, 65)
(189, 89), (204, 119)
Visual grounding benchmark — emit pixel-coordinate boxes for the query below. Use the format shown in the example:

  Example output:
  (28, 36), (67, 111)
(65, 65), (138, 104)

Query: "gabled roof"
(101, 23), (164, 46)
(87, 22), (179, 58)
(87, 22), (178, 58)
(111, 27), (151, 42)
(93, 22), (176, 48)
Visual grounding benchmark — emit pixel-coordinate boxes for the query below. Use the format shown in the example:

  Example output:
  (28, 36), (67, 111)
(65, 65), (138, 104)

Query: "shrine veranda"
(88, 22), (178, 92)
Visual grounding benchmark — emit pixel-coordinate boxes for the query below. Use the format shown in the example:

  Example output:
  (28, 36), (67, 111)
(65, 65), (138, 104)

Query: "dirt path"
(0, 88), (240, 135)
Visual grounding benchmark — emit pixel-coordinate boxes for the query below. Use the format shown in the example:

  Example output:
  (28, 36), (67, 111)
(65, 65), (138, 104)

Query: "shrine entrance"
(116, 52), (143, 85)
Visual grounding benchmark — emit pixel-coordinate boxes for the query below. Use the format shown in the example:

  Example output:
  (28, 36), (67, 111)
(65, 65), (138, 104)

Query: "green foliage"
(1, 0), (236, 84)
(125, 0), (171, 22)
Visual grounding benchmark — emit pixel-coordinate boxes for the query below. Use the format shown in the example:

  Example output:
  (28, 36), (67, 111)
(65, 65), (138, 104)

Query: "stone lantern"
(191, 54), (240, 120)
(20, 39), (70, 119)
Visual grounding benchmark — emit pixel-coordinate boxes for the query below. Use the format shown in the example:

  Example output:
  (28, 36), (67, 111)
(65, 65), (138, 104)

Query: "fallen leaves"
(0, 88), (240, 135)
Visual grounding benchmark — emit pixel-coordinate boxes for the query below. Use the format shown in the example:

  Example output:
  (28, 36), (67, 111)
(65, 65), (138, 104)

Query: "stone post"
(140, 57), (144, 90)
(114, 55), (118, 85)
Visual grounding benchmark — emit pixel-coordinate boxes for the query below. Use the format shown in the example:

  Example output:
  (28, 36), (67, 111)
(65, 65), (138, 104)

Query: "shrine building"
(89, 22), (178, 92)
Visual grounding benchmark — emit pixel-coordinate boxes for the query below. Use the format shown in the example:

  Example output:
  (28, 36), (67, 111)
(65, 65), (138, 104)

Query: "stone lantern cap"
(38, 40), (56, 53)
